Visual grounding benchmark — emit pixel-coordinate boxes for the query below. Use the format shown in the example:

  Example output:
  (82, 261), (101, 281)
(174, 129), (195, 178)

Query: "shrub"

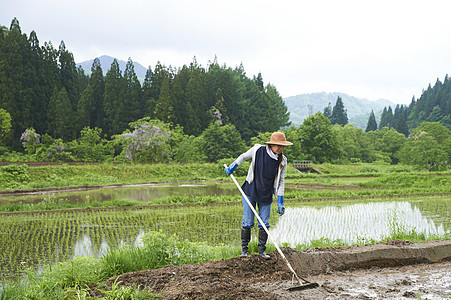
(0, 164), (30, 189)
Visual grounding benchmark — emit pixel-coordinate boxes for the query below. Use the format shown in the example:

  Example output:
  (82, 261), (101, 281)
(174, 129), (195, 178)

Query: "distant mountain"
(283, 92), (394, 129)
(76, 55), (148, 80)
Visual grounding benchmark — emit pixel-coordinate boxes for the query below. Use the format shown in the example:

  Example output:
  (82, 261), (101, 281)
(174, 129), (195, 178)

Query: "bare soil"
(89, 239), (451, 299)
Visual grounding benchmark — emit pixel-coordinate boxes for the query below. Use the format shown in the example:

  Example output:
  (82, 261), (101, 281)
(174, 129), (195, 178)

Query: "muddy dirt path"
(90, 239), (451, 299)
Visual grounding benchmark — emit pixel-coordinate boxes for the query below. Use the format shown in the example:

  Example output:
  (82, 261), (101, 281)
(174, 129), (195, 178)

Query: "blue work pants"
(241, 195), (271, 229)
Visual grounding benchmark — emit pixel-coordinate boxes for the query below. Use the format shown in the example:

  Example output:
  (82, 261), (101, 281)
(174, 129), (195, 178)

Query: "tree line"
(0, 18), (290, 150)
(323, 86), (451, 137)
(376, 76), (451, 135)
(1, 18), (450, 171)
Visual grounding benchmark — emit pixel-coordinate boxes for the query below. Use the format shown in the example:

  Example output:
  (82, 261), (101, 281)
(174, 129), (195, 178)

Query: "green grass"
(307, 162), (421, 175)
(0, 163), (228, 191)
(2, 226), (448, 299)
(2, 162), (449, 192)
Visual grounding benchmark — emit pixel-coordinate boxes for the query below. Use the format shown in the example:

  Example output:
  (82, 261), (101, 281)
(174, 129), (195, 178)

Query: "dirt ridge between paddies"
(1, 191), (450, 216)
(0, 180), (220, 196)
(89, 239), (451, 299)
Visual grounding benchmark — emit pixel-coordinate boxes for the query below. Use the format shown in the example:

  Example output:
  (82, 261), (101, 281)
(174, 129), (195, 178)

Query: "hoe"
(225, 164), (319, 291)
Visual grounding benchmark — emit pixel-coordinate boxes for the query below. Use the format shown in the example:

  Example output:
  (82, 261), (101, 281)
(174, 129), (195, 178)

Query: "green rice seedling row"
(1, 194), (449, 282)
(0, 203), (246, 281)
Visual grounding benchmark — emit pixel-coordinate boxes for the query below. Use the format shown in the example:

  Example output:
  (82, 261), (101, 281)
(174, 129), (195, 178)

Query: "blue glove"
(276, 195), (285, 216)
(224, 161), (238, 176)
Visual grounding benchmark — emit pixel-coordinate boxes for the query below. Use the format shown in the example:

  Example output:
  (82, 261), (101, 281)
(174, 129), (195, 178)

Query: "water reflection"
(0, 181), (239, 206)
(73, 234), (92, 257)
(270, 201), (448, 245)
(73, 231), (146, 258)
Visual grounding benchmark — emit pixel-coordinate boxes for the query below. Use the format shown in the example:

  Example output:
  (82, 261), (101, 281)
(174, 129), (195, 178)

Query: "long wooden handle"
(224, 164), (307, 285)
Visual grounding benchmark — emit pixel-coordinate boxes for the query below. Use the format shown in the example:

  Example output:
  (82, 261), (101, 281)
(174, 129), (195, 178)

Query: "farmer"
(224, 131), (293, 259)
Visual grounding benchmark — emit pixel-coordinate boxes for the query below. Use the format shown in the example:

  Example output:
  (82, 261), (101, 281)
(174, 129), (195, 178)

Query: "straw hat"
(264, 132), (293, 146)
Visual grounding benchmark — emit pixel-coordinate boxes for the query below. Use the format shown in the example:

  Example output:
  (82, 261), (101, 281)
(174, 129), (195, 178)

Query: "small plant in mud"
(32, 194), (69, 211)
(63, 284), (91, 299)
(96, 277), (158, 299)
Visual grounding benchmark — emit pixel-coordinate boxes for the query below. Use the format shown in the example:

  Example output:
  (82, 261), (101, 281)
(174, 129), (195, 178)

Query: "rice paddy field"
(0, 192), (449, 282)
(0, 163), (450, 286)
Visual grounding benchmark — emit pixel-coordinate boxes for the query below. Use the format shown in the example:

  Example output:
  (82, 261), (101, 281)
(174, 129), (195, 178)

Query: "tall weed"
(99, 231), (219, 278)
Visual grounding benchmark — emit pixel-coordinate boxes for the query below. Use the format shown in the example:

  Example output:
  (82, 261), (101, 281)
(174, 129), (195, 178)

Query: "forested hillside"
(375, 76), (451, 139)
(283, 92), (393, 129)
(379, 77), (451, 133)
(0, 18), (290, 150)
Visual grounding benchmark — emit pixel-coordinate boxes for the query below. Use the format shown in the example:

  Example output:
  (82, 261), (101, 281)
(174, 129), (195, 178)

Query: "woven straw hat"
(264, 132), (293, 146)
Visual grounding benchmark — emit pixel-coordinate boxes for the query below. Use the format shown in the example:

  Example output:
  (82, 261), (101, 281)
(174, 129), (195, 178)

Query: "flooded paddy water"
(0, 181), (239, 206)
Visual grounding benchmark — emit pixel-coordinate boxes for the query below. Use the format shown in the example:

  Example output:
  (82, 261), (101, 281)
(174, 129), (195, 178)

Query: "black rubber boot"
(258, 228), (270, 259)
(240, 227), (251, 256)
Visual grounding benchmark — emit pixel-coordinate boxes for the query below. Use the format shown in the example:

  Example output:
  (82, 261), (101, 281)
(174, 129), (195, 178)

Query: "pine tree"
(142, 66), (155, 117)
(58, 41), (79, 111)
(0, 18), (36, 149)
(396, 112), (409, 137)
(123, 58), (143, 122)
(103, 59), (123, 136)
(149, 62), (170, 105)
(244, 79), (270, 137)
(154, 76), (173, 123)
(253, 72), (264, 92)
(330, 96), (348, 125)
(323, 102), (332, 120)
(47, 87), (72, 140)
(365, 110), (378, 132)
(379, 106), (393, 129)
(171, 65), (190, 127)
(208, 64), (242, 130)
(0, 25), (8, 40)
(185, 68), (208, 135)
(78, 83), (94, 128)
(265, 84), (291, 130)
(28, 30), (48, 134)
(406, 74), (451, 130)
(0, 108), (12, 144)
(90, 58), (105, 128)
(426, 106), (443, 122)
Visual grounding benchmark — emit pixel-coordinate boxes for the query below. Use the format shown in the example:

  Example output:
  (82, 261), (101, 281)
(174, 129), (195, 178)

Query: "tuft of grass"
(95, 277), (159, 300)
(294, 237), (349, 251)
(99, 231), (230, 278)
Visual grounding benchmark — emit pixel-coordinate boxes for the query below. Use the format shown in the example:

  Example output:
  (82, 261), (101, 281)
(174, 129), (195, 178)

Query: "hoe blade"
(287, 282), (320, 291)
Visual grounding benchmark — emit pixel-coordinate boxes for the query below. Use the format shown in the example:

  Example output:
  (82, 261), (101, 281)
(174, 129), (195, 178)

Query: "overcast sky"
(2, 0), (451, 104)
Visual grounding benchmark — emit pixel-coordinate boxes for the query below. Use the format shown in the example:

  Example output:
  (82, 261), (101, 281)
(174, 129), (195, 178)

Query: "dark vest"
(242, 146), (280, 204)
